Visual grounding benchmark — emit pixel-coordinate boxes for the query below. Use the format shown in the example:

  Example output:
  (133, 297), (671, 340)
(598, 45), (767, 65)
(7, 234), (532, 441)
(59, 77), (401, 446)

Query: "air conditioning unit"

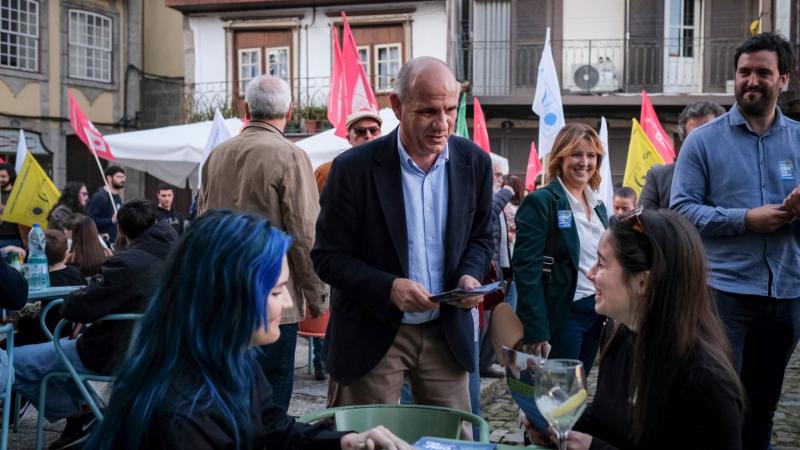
(566, 58), (620, 93)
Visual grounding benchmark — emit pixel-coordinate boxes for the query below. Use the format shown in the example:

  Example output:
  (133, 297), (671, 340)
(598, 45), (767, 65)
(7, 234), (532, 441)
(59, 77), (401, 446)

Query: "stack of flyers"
(412, 437), (496, 450)
(500, 346), (550, 434)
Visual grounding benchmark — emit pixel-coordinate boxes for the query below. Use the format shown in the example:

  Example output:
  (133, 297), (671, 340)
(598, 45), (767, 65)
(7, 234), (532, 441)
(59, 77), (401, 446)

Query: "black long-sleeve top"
(148, 369), (346, 449)
(0, 255), (27, 310)
(574, 328), (743, 450)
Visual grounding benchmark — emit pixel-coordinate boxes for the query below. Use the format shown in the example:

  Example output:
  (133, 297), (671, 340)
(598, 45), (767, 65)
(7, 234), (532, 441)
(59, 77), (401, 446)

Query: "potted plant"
(297, 105), (329, 134)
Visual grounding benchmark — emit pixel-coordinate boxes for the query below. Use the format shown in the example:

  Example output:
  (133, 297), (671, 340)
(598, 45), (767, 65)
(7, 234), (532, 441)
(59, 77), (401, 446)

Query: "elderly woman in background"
(512, 123), (607, 374)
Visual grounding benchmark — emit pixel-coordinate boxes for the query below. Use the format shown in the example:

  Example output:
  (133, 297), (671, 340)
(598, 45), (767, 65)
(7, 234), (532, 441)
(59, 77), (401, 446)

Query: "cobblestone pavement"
(5, 339), (797, 448)
(481, 346), (800, 449)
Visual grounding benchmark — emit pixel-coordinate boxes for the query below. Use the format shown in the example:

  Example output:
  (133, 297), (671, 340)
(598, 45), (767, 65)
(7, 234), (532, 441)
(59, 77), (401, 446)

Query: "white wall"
(562, 0), (625, 92)
(188, 16), (227, 86)
(774, 0), (791, 40)
(187, 1), (447, 97)
(411, 2), (448, 60)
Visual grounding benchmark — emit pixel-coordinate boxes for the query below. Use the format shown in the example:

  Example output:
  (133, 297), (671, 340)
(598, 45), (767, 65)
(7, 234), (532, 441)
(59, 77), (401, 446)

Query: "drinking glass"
(533, 359), (588, 450)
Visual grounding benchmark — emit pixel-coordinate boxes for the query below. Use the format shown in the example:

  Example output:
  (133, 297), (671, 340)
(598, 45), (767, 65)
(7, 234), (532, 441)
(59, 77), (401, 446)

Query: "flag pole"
(86, 131), (118, 215)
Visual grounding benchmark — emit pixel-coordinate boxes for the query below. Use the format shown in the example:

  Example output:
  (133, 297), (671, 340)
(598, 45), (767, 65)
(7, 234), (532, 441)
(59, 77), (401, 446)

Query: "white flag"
(15, 129), (28, 174)
(532, 28), (565, 159)
(597, 117), (614, 218)
(197, 109), (232, 188)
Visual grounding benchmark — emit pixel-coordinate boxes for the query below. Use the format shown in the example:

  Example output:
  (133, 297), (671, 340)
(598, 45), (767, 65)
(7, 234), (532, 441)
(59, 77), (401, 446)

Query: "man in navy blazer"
(312, 57), (493, 411)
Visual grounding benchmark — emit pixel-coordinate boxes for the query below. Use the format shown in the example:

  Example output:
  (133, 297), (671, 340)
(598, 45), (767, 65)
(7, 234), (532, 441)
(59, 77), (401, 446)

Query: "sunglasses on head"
(619, 206), (645, 234)
(352, 126), (381, 137)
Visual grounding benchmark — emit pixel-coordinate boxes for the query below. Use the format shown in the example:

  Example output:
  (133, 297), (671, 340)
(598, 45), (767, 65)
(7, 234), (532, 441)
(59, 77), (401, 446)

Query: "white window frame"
(0, 0), (39, 72)
(68, 9), (112, 83)
(374, 43), (401, 92)
(237, 47), (261, 95)
(357, 45), (371, 86)
(265, 46), (289, 82)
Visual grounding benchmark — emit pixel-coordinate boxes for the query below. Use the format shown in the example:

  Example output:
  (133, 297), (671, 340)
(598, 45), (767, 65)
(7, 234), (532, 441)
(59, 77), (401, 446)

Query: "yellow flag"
(1, 153), (60, 228)
(623, 118), (665, 199)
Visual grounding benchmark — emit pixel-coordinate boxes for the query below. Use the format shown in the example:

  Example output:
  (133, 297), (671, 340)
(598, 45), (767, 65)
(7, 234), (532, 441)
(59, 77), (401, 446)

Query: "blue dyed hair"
(85, 209), (292, 450)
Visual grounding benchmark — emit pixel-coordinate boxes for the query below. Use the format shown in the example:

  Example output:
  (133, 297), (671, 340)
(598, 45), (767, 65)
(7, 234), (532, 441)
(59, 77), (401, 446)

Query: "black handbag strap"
(541, 192), (558, 284)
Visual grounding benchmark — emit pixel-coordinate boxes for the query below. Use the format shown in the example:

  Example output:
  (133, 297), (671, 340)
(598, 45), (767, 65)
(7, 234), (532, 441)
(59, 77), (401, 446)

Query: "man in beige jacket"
(199, 74), (327, 410)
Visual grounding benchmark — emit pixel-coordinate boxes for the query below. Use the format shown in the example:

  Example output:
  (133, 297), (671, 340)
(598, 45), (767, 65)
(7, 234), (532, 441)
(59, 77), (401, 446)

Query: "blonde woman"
(512, 123), (607, 373)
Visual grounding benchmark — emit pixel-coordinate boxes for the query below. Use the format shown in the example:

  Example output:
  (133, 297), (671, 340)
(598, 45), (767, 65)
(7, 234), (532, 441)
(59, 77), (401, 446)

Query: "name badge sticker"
(779, 160), (794, 181)
(557, 210), (573, 229)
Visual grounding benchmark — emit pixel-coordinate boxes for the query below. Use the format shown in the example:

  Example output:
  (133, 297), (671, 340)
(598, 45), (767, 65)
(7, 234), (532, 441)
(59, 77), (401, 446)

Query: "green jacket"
(512, 180), (608, 343)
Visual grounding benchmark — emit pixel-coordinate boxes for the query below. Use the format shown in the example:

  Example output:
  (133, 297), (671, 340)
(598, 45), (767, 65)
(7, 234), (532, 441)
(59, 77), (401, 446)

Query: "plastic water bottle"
(26, 224), (50, 291)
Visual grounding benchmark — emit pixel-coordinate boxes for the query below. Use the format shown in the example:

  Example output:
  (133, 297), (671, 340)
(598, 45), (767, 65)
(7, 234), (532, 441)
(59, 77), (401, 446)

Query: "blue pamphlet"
(413, 437), (496, 450)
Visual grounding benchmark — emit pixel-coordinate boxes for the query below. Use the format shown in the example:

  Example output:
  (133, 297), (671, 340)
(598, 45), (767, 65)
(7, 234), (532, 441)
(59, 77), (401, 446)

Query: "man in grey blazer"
(638, 101), (725, 209)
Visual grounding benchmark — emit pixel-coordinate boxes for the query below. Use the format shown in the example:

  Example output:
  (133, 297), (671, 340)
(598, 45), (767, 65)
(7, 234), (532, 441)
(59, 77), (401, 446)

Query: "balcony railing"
(458, 37), (742, 97)
(183, 76), (332, 122)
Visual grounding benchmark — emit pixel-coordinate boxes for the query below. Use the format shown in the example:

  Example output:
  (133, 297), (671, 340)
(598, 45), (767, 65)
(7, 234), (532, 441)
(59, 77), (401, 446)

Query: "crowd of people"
(0, 31), (797, 450)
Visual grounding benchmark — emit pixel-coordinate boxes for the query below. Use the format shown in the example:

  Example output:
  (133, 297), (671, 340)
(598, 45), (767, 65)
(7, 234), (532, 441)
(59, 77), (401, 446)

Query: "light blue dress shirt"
(398, 135), (449, 324)
(671, 105), (800, 299)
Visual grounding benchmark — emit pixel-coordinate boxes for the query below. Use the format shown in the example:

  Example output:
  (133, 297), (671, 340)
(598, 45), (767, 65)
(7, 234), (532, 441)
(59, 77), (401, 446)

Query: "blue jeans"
(13, 339), (93, 422)
(312, 337), (327, 368)
(715, 290), (800, 450)
(506, 281), (518, 312)
(256, 323), (298, 411)
(548, 295), (603, 375)
(0, 350), (11, 394)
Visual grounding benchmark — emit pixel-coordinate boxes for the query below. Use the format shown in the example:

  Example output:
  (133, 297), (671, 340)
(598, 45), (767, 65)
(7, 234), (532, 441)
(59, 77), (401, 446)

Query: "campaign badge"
(557, 210), (573, 229)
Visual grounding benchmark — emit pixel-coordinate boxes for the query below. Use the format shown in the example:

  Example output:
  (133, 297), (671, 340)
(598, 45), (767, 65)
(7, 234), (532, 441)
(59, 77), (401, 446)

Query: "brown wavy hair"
(607, 209), (743, 445)
(67, 214), (111, 277)
(546, 123), (605, 190)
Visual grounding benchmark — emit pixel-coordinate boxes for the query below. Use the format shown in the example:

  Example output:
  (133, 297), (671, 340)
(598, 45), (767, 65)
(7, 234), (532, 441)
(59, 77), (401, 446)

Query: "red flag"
(525, 141), (542, 191)
(68, 92), (115, 161)
(328, 27), (346, 138)
(640, 90), (675, 163)
(472, 97), (491, 153)
(341, 12), (378, 120)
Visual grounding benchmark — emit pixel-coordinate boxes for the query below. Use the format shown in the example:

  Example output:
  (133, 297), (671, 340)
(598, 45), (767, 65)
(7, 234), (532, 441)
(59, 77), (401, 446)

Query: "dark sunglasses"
(619, 206), (645, 234)
(352, 126), (381, 137)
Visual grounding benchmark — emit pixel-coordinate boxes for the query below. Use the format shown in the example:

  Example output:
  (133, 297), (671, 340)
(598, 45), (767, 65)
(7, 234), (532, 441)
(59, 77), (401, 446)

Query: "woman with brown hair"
(67, 214), (112, 277)
(512, 123), (607, 373)
(541, 208), (744, 450)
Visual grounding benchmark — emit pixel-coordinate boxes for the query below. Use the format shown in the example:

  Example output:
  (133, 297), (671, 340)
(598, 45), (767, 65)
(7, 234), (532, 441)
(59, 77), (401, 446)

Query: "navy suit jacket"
(312, 128), (494, 385)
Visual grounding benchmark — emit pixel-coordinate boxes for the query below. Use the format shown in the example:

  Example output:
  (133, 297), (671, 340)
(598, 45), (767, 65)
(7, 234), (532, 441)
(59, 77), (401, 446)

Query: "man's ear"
(389, 93), (402, 119)
(285, 102), (294, 122)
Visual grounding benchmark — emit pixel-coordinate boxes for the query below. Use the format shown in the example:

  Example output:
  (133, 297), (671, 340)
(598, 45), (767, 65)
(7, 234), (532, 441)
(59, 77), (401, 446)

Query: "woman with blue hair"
(85, 210), (410, 450)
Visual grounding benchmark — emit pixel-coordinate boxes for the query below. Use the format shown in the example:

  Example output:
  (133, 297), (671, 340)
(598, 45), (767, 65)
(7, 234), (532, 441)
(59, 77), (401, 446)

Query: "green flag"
(455, 92), (469, 139)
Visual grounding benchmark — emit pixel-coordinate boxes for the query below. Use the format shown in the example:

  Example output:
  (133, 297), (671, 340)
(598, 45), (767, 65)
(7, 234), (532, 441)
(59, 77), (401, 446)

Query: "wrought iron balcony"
(456, 37), (742, 97)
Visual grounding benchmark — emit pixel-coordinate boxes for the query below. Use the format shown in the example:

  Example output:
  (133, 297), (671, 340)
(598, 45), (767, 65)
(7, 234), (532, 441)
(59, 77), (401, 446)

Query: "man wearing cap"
(310, 110), (383, 382)
(315, 111), (383, 184)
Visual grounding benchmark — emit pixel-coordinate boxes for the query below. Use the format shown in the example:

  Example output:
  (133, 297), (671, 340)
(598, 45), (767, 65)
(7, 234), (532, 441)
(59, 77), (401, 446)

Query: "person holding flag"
(68, 92), (120, 244)
(88, 166), (125, 245)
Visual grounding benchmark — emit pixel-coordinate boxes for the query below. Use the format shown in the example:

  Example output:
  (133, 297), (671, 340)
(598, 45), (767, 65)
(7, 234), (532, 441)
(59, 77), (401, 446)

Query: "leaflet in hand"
(428, 281), (504, 303)
(501, 346), (550, 434)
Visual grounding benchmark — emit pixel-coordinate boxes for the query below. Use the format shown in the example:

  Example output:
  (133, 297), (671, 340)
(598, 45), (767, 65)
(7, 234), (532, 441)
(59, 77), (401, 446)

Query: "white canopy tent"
(296, 108), (509, 173)
(104, 118), (243, 189)
(102, 109), (509, 189)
